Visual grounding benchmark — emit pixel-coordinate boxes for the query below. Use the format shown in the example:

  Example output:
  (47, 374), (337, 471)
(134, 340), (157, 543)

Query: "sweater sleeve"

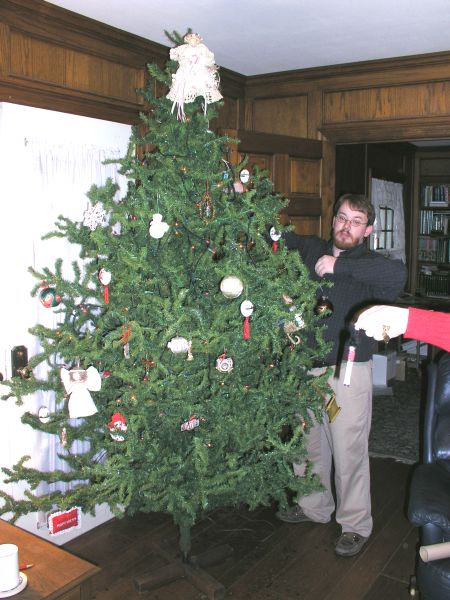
(334, 254), (407, 301)
(404, 307), (450, 352)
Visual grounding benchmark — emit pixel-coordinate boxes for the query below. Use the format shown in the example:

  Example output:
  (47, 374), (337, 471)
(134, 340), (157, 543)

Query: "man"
(276, 193), (407, 557)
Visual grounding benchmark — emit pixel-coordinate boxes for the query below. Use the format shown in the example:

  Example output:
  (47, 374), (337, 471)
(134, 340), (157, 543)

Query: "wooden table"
(0, 519), (100, 599)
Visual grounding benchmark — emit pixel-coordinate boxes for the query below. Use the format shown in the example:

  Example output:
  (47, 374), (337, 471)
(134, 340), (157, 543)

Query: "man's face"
(332, 201), (373, 251)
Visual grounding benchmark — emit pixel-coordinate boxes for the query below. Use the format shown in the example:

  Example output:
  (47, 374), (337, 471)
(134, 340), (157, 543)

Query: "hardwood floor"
(64, 457), (419, 599)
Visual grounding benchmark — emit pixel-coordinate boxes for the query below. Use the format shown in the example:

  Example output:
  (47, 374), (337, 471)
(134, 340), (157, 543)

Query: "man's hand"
(315, 255), (336, 277)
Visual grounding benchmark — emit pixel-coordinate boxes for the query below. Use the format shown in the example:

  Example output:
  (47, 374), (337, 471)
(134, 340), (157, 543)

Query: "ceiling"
(46, 0), (450, 76)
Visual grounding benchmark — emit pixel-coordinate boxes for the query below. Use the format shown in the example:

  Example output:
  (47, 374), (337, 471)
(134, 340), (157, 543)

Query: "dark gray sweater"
(284, 233), (408, 365)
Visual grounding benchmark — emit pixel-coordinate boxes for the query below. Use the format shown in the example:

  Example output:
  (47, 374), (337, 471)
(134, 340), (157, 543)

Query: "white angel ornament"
(167, 33), (223, 120)
(60, 365), (101, 418)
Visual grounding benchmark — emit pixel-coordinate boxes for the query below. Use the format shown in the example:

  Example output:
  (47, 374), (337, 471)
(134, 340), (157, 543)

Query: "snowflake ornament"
(83, 203), (107, 231)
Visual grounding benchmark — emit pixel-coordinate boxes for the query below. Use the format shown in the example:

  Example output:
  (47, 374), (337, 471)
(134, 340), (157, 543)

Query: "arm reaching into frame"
(354, 305), (450, 352)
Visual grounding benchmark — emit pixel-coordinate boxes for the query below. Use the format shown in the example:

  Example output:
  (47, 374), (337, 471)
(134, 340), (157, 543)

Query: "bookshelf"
(414, 150), (450, 299)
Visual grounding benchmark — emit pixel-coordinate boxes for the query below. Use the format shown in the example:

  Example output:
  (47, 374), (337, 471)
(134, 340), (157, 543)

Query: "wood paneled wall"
(0, 0), (246, 125)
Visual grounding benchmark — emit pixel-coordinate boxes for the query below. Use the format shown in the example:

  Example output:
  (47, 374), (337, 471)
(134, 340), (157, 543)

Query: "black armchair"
(408, 352), (450, 599)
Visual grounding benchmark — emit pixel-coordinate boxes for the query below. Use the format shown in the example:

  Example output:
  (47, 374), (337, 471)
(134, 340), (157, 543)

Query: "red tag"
(243, 316), (250, 340)
(48, 507), (81, 535)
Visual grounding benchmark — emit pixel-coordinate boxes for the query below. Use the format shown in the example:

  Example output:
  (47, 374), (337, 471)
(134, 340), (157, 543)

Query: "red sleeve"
(405, 307), (450, 352)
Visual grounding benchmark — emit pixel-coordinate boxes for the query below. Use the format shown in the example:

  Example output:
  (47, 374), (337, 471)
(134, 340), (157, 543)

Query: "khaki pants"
(294, 361), (373, 537)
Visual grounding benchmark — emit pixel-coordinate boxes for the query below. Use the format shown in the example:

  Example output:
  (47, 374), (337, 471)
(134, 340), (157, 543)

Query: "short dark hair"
(334, 193), (375, 226)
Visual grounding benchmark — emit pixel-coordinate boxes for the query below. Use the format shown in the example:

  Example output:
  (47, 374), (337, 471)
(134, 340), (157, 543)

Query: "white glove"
(354, 305), (409, 341)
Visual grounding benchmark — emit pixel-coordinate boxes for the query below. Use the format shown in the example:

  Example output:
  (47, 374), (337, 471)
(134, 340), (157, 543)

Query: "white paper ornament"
(220, 276), (243, 299)
(83, 202), (107, 231)
(149, 213), (169, 239)
(98, 268), (111, 285)
(60, 366), (101, 418)
(240, 300), (254, 317)
(38, 406), (50, 423)
(240, 169), (250, 184)
(269, 226), (281, 241)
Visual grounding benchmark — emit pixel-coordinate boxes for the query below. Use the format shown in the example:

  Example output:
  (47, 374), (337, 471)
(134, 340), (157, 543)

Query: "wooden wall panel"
(0, 1), (245, 125)
(10, 31), (143, 102)
(67, 51), (142, 102)
(252, 96), (308, 137)
(286, 216), (321, 236)
(10, 31), (65, 84)
(323, 81), (450, 125)
(211, 95), (240, 131)
(238, 153), (273, 179)
(290, 158), (321, 195)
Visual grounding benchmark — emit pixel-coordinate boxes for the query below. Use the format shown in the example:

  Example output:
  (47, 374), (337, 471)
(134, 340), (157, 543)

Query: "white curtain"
(369, 177), (406, 263)
(0, 103), (131, 508)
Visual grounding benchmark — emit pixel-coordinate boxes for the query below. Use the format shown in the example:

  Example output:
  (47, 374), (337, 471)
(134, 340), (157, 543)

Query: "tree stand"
(133, 525), (234, 599)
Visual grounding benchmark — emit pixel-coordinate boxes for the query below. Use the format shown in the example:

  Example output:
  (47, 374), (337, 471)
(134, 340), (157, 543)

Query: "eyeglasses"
(335, 213), (368, 228)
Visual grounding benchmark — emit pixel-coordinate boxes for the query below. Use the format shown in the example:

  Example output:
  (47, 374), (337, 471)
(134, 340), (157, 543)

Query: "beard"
(333, 229), (362, 250)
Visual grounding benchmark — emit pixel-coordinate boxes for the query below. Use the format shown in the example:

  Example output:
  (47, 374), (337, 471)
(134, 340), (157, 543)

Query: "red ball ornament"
(39, 287), (61, 308)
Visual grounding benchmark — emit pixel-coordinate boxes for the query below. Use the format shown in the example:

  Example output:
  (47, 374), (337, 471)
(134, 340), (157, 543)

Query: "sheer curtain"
(0, 103), (131, 537)
(369, 177), (406, 263)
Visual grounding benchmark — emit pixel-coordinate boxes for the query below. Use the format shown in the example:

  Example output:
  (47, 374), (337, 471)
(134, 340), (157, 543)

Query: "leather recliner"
(408, 352), (450, 599)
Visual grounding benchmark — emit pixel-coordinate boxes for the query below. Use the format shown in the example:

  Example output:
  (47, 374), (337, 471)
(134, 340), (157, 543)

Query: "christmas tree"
(1, 31), (330, 557)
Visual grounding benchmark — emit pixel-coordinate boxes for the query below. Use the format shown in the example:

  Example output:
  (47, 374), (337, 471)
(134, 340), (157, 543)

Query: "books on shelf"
(418, 236), (450, 263)
(418, 266), (450, 297)
(419, 210), (450, 235)
(421, 183), (450, 206)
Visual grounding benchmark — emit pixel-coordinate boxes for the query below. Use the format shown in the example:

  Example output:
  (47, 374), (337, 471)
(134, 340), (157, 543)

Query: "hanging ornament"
(181, 415), (204, 432)
(281, 293), (305, 345)
(239, 169), (250, 185)
(215, 353), (234, 373)
(220, 275), (243, 299)
(240, 300), (254, 340)
(60, 364), (101, 419)
(60, 427), (68, 447)
(98, 268), (111, 305)
(149, 213), (169, 239)
(314, 296), (334, 317)
(198, 179), (215, 223)
(108, 411), (127, 442)
(38, 406), (50, 423)
(270, 227), (282, 253)
(120, 324), (131, 359)
(39, 286), (61, 308)
(82, 202), (106, 231)
(166, 32), (223, 121)
(167, 336), (194, 360)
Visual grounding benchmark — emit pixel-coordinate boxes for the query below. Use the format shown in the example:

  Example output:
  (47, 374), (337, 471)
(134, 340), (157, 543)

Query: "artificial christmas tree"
(1, 31), (331, 562)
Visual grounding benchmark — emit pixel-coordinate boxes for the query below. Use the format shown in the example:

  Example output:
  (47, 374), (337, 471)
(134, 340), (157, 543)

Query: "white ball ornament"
(220, 276), (244, 299)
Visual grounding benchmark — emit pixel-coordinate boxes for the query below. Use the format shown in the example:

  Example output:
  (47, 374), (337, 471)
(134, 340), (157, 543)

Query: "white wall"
(0, 102), (131, 543)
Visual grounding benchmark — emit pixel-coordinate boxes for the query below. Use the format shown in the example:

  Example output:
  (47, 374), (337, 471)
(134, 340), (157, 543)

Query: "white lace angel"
(167, 33), (223, 120)
(60, 365), (101, 418)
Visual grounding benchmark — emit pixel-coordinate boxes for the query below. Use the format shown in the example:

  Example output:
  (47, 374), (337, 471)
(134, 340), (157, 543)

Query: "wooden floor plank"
(63, 458), (420, 600)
